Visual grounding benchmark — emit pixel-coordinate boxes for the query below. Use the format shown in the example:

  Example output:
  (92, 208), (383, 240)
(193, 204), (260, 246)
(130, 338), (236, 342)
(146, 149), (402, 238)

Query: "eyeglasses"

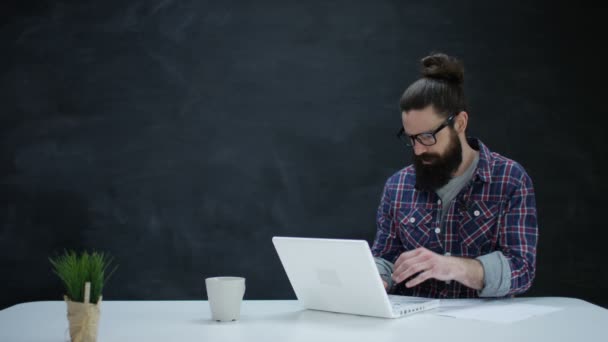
(396, 114), (457, 147)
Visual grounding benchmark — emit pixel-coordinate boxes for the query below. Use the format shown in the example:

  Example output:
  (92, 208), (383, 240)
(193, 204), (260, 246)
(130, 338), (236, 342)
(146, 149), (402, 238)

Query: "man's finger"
(394, 248), (424, 270)
(405, 269), (433, 288)
(393, 253), (431, 277)
(393, 260), (432, 283)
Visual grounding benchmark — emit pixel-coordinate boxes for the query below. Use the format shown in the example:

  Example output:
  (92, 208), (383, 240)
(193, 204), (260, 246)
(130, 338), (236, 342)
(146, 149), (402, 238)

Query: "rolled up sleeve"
(500, 171), (538, 295)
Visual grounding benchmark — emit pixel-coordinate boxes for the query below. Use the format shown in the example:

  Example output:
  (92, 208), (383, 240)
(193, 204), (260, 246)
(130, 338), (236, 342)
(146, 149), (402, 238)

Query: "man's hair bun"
(420, 53), (464, 85)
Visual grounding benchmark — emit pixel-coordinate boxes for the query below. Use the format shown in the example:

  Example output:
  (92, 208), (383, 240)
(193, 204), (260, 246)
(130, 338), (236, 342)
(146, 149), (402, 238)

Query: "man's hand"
(391, 247), (484, 290)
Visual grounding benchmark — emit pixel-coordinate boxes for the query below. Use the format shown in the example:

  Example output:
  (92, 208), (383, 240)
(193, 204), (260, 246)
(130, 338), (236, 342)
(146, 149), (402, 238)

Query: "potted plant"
(49, 250), (117, 342)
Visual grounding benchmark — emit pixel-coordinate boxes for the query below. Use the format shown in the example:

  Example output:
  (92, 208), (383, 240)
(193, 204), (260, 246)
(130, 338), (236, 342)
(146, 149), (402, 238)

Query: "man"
(372, 53), (538, 298)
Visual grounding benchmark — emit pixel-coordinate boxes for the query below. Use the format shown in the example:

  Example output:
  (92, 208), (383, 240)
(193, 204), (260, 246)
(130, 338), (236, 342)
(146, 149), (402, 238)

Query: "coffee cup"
(205, 277), (246, 322)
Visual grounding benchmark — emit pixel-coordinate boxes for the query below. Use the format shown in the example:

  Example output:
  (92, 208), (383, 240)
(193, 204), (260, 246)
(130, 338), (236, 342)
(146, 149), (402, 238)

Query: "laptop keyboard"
(388, 295), (431, 315)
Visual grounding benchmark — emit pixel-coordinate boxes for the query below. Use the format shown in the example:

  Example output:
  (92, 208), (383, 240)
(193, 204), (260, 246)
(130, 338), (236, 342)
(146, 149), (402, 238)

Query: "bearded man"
(372, 53), (538, 298)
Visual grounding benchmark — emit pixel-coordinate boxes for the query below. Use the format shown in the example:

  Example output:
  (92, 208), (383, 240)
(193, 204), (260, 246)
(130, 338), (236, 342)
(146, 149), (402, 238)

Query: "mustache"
(414, 153), (441, 163)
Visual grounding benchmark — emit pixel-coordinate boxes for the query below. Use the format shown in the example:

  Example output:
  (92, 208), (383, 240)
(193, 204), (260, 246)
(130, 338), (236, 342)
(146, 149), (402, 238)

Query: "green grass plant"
(49, 250), (117, 303)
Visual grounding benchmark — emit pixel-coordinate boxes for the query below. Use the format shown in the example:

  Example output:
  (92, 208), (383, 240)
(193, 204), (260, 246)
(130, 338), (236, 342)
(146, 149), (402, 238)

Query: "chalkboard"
(1, 0), (607, 310)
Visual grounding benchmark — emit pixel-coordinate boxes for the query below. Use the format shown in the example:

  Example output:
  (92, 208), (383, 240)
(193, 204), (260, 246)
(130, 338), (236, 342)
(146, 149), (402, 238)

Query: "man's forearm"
(452, 256), (484, 290)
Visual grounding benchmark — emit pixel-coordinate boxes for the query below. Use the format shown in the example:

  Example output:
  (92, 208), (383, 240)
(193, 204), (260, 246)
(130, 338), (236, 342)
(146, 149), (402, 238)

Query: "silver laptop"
(272, 236), (439, 318)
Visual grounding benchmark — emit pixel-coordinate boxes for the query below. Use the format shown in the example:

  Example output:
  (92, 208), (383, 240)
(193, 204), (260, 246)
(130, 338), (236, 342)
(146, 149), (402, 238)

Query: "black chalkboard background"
(2, 0), (607, 310)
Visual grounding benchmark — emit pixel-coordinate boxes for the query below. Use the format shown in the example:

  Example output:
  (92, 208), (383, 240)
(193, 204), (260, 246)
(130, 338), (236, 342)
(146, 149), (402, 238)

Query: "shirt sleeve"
(374, 257), (395, 290)
(371, 177), (404, 265)
(499, 169), (538, 295)
(476, 251), (511, 297)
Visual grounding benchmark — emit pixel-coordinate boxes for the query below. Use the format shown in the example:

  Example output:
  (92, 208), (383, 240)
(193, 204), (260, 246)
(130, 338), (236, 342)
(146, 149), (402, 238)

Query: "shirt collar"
(467, 137), (492, 183)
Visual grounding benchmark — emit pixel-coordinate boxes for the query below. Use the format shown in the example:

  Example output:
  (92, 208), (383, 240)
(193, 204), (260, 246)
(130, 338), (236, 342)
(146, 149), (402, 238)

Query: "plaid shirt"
(372, 138), (538, 298)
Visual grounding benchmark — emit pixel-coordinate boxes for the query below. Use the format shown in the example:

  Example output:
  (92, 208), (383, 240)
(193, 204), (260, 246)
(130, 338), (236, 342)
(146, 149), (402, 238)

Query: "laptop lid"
(272, 236), (394, 318)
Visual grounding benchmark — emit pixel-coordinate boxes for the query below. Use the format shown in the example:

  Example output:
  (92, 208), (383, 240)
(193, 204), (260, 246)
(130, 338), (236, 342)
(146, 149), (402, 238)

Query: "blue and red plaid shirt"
(372, 138), (538, 298)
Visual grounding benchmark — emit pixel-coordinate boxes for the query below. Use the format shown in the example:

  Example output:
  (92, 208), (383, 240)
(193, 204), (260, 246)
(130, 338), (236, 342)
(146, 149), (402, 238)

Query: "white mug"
(205, 277), (246, 322)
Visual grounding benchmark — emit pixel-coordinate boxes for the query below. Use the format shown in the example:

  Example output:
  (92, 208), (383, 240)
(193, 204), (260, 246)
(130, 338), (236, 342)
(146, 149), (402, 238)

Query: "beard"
(413, 129), (463, 191)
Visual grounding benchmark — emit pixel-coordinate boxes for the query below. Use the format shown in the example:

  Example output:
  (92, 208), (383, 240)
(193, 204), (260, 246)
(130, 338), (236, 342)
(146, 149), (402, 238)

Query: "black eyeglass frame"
(396, 113), (458, 147)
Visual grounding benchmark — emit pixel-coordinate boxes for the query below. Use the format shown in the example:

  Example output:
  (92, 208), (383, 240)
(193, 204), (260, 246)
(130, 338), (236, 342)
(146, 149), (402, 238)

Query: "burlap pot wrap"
(64, 295), (102, 342)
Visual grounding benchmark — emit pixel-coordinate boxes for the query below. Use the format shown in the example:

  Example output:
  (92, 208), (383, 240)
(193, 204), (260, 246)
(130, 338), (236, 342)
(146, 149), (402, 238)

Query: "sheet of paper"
(439, 298), (491, 308)
(436, 302), (561, 323)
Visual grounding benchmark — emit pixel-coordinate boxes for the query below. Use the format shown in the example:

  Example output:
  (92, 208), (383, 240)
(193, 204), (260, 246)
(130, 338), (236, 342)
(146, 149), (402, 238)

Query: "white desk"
(1, 297), (607, 341)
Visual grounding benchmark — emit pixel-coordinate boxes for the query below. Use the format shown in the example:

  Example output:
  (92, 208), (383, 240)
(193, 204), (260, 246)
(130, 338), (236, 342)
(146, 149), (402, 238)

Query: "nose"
(412, 142), (428, 156)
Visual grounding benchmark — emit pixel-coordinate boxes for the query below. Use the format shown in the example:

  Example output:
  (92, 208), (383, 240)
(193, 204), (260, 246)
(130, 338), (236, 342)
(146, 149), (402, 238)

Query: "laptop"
(272, 236), (440, 318)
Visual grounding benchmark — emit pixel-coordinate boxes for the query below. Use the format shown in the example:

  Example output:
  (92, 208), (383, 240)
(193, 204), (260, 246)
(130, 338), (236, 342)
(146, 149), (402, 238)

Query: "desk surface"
(1, 297), (607, 341)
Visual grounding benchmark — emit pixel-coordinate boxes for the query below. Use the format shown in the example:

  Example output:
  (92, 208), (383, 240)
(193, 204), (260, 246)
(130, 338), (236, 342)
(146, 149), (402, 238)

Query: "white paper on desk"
(438, 298), (491, 309)
(436, 303), (561, 323)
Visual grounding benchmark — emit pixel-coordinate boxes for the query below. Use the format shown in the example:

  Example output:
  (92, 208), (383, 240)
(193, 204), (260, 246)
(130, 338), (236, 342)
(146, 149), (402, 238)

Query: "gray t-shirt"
(436, 153), (479, 222)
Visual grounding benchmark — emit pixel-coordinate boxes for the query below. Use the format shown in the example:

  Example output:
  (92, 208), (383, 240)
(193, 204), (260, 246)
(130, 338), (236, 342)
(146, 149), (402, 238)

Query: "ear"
(454, 111), (468, 133)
